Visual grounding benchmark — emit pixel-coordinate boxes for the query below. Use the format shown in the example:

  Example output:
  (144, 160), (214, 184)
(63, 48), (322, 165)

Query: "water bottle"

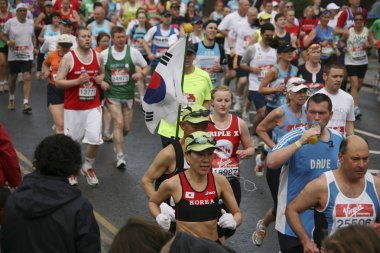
(81, 67), (89, 86)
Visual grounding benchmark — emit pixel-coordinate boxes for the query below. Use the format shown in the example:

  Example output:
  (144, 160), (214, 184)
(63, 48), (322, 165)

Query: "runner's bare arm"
(94, 54), (105, 85)
(256, 107), (284, 149)
(55, 53), (86, 88)
(216, 174), (242, 227)
(345, 121), (354, 136)
(148, 178), (176, 218)
(141, 146), (176, 199)
(286, 176), (327, 253)
(236, 118), (255, 159)
(258, 67), (282, 95)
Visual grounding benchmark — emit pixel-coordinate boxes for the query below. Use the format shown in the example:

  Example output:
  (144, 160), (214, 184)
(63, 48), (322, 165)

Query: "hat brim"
(58, 42), (73, 47)
(186, 144), (218, 152)
(289, 84), (308, 92)
(279, 47), (296, 53)
(184, 116), (211, 124)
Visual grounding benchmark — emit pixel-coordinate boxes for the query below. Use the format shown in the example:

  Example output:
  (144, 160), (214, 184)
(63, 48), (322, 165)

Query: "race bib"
(328, 126), (345, 134)
(79, 86), (96, 100)
(258, 65), (272, 81)
(352, 45), (366, 61)
(321, 45), (333, 57)
(212, 158), (239, 178)
(111, 69), (129, 85)
(14, 45), (30, 59)
(335, 204), (374, 230)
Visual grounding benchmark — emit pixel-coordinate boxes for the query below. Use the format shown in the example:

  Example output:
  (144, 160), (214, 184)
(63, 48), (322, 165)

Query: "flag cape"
(142, 37), (187, 134)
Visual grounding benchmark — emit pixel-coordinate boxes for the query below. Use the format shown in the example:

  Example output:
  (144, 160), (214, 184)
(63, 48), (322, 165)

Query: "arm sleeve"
(0, 124), (21, 188)
(40, 38), (49, 54)
(100, 49), (108, 66)
(75, 199), (101, 253)
(218, 14), (231, 31)
(131, 47), (147, 67)
(144, 26), (157, 42)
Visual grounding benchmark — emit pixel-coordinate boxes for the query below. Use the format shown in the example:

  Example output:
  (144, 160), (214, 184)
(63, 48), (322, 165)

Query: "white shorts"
(64, 106), (103, 145)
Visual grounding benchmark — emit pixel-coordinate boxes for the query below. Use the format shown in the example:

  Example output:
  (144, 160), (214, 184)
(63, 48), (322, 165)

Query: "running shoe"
(81, 168), (99, 186)
(252, 219), (266, 246)
(354, 106), (362, 119)
(254, 154), (265, 177)
(8, 99), (15, 110)
(102, 133), (113, 142)
(116, 157), (127, 170)
(68, 175), (78, 186)
(251, 135), (263, 150)
(22, 103), (32, 114)
(233, 101), (241, 112)
(242, 110), (250, 123)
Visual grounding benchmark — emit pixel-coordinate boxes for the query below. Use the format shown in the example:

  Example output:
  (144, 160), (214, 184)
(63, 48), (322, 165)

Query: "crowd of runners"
(1, 0), (380, 252)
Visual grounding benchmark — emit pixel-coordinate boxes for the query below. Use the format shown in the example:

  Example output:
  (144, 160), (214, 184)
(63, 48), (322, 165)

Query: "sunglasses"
(182, 107), (210, 120)
(187, 135), (216, 146)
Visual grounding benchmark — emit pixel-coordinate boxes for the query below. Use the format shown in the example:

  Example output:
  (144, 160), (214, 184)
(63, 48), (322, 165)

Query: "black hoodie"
(1, 172), (100, 253)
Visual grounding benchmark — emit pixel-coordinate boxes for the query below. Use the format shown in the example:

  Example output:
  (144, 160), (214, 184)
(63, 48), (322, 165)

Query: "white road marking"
(355, 129), (380, 140)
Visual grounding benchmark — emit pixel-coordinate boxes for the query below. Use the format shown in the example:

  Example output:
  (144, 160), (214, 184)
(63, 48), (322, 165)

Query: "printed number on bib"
(111, 69), (129, 84)
(15, 45), (29, 59)
(352, 46), (366, 61)
(79, 87), (96, 100)
(321, 46), (333, 57)
(212, 158), (239, 178)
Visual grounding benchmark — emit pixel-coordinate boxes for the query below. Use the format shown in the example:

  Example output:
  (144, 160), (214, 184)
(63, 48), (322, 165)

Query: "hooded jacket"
(1, 172), (100, 253)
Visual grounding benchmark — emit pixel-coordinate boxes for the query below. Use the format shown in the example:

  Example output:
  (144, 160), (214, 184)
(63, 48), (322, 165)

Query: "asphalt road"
(1, 73), (380, 252)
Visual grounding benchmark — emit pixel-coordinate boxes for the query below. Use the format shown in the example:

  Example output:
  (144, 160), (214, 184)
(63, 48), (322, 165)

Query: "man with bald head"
(286, 135), (380, 253)
(87, 6), (114, 48)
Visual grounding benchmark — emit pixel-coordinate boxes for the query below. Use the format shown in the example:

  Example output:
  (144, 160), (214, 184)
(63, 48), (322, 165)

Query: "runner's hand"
(132, 72), (144, 81)
(302, 239), (319, 253)
(299, 127), (320, 145)
(94, 75), (103, 85)
(276, 84), (286, 93)
(160, 202), (175, 222)
(101, 81), (109, 91)
(218, 209), (236, 230)
(156, 213), (171, 230)
(148, 53), (156, 61)
(236, 149), (249, 159)
(77, 73), (90, 85)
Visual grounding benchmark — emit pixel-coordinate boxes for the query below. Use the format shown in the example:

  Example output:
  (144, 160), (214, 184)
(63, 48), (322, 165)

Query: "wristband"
(295, 140), (302, 149)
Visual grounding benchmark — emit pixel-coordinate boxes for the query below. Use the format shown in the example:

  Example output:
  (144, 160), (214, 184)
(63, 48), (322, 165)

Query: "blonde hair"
(211, 86), (233, 100)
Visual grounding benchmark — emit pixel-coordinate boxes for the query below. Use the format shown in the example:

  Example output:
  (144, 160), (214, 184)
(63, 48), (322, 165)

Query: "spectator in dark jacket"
(0, 123), (22, 223)
(1, 134), (101, 253)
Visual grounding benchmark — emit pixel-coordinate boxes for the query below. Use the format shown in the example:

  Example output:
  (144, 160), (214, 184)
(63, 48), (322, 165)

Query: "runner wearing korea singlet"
(0, 0), (12, 93)
(286, 135), (380, 251)
(100, 26), (149, 170)
(208, 86), (254, 206)
(252, 77), (308, 246)
(149, 131), (242, 241)
(55, 27), (105, 187)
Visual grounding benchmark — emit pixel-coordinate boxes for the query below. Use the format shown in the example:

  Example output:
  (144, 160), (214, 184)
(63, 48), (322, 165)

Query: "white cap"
(16, 3), (28, 11)
(272, 1), (279, 7)
(286, 77), (308, 92)
(326, 3), (340, 10)
(57, 34), (73, 45)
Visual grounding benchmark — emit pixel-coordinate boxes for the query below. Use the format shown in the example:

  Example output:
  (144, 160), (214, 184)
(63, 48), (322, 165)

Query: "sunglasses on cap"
(182, 107), (210, 120)
(187, 135), (216, 146)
